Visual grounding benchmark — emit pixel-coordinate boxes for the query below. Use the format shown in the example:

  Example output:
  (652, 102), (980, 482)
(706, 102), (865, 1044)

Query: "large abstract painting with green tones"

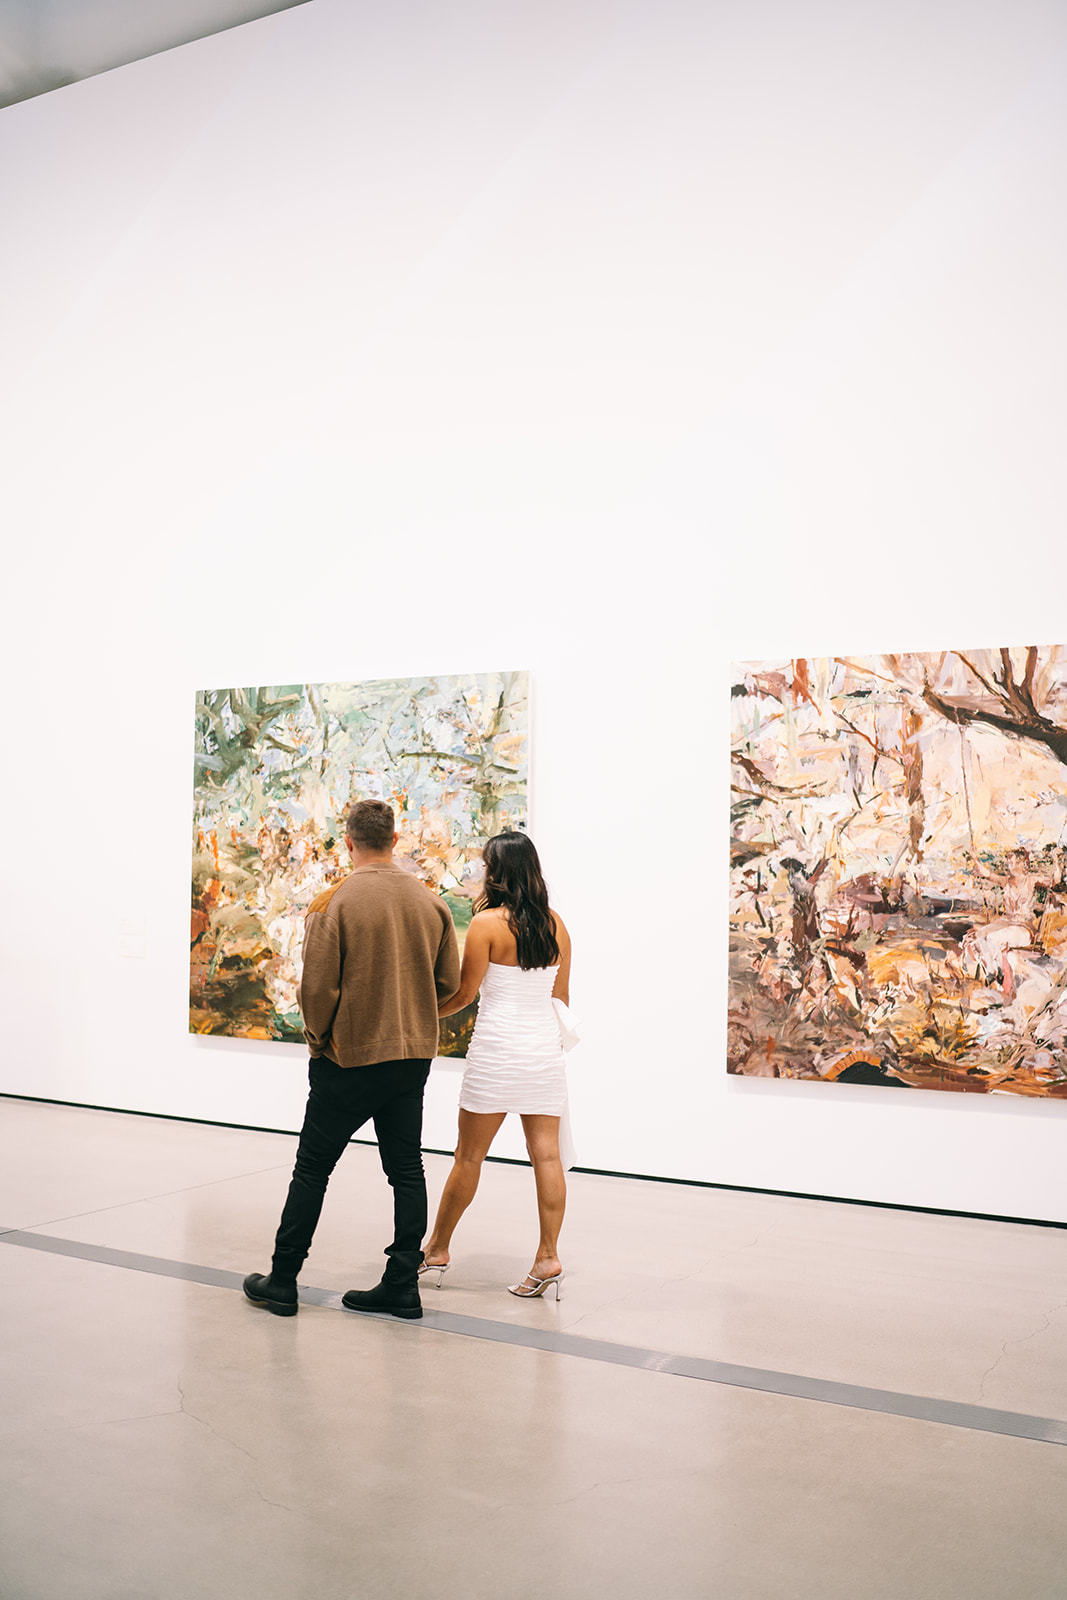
(191, 670), (527, 1054)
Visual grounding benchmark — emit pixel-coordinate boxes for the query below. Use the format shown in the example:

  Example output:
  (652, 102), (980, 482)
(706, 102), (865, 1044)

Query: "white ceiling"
(0, 0), (309, 107)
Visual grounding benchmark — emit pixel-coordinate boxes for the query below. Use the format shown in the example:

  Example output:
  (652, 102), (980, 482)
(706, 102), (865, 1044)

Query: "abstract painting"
(191, 670), (527, 1053)
(730, 646), (1067, 1095)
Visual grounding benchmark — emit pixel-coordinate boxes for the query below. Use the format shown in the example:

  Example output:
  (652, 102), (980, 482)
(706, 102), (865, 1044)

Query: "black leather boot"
(341, 1278), (423, 1320)
(242, 1272), (298, 1317)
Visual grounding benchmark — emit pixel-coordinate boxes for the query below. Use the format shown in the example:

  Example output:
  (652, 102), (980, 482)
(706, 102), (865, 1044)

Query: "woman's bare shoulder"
(470, 906), (508, 927)
(469, 907), (511, 945)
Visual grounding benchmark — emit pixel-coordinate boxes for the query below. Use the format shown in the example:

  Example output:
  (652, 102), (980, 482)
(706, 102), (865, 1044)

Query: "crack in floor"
(678, 1253), (719, 1282)
(550, 1474), (642, 1506)
(66, 1408), (184, 1430)
(177, 1376), (294, 1514)
(978, 1300), (1067, 1399)
(13, 1164), (294, 1233)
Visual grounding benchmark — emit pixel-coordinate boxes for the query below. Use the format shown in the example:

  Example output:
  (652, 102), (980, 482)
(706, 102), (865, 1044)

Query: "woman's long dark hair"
(478, 830), (560, 970)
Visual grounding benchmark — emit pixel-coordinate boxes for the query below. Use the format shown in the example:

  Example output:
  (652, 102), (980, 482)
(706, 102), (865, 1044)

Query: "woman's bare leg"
(423, 1110), (505, 1265)
(518, 1114), (566, 1282)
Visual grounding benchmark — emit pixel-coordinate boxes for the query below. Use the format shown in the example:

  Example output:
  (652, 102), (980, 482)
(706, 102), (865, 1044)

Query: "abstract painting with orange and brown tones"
(730, 647), (1067, 1095)
(191, 671), (527, 1053)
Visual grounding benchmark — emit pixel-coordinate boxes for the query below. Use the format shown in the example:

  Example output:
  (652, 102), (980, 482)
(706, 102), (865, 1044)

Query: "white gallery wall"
(2, 0), (1067, 1217)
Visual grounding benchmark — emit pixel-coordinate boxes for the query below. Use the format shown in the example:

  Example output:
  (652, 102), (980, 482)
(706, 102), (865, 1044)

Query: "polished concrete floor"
(2, 1098), (1067, 1599)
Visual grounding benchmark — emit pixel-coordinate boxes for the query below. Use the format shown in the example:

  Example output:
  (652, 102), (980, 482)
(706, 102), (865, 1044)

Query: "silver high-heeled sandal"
(507, 1271), (563, 1301)
(418, 1261), (450, 1287)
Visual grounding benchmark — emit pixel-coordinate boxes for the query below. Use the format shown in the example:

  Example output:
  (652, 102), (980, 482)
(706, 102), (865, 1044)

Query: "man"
(243, 799), (460, 1320)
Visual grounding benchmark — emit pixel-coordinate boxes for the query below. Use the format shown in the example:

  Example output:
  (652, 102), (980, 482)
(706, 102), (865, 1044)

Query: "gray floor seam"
(4, 1226), (1066, 1448)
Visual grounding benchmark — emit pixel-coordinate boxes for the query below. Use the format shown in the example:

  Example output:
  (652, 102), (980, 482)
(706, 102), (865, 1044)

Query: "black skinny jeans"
(271, 1057), (431, 1287)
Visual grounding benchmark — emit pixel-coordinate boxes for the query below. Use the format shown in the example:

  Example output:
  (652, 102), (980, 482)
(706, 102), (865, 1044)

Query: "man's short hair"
(346, 799), (395, 852)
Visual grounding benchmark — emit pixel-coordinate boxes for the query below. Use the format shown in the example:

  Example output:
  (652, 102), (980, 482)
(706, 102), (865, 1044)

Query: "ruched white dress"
(459, 962), (567, 1115)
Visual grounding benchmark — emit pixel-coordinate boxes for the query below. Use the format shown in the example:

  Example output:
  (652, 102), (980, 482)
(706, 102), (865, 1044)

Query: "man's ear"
(393, 832), (400, 847)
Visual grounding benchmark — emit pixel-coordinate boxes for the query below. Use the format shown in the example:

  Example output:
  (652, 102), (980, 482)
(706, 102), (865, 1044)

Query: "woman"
(422, 830), (572, 1299)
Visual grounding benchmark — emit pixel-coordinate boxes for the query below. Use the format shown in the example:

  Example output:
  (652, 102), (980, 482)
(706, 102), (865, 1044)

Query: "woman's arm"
(550, 914), (572, 1006)
(438, 914), (493, 1016)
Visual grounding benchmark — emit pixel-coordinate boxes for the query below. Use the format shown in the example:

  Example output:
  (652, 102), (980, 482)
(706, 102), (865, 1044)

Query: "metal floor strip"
(4, 1226), (1065, 1447)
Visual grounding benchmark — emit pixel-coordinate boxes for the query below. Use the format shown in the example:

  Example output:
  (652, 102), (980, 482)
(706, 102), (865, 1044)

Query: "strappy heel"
(507, 1271), (564, 1301)
(418, 1261), (450, 1288)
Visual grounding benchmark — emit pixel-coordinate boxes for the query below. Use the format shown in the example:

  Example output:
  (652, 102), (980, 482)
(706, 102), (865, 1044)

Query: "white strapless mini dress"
(459, 962), (567, 1115)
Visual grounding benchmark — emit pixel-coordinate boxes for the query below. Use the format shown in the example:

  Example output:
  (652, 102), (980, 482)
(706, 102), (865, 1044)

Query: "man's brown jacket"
(297, 862), (460, 1067)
